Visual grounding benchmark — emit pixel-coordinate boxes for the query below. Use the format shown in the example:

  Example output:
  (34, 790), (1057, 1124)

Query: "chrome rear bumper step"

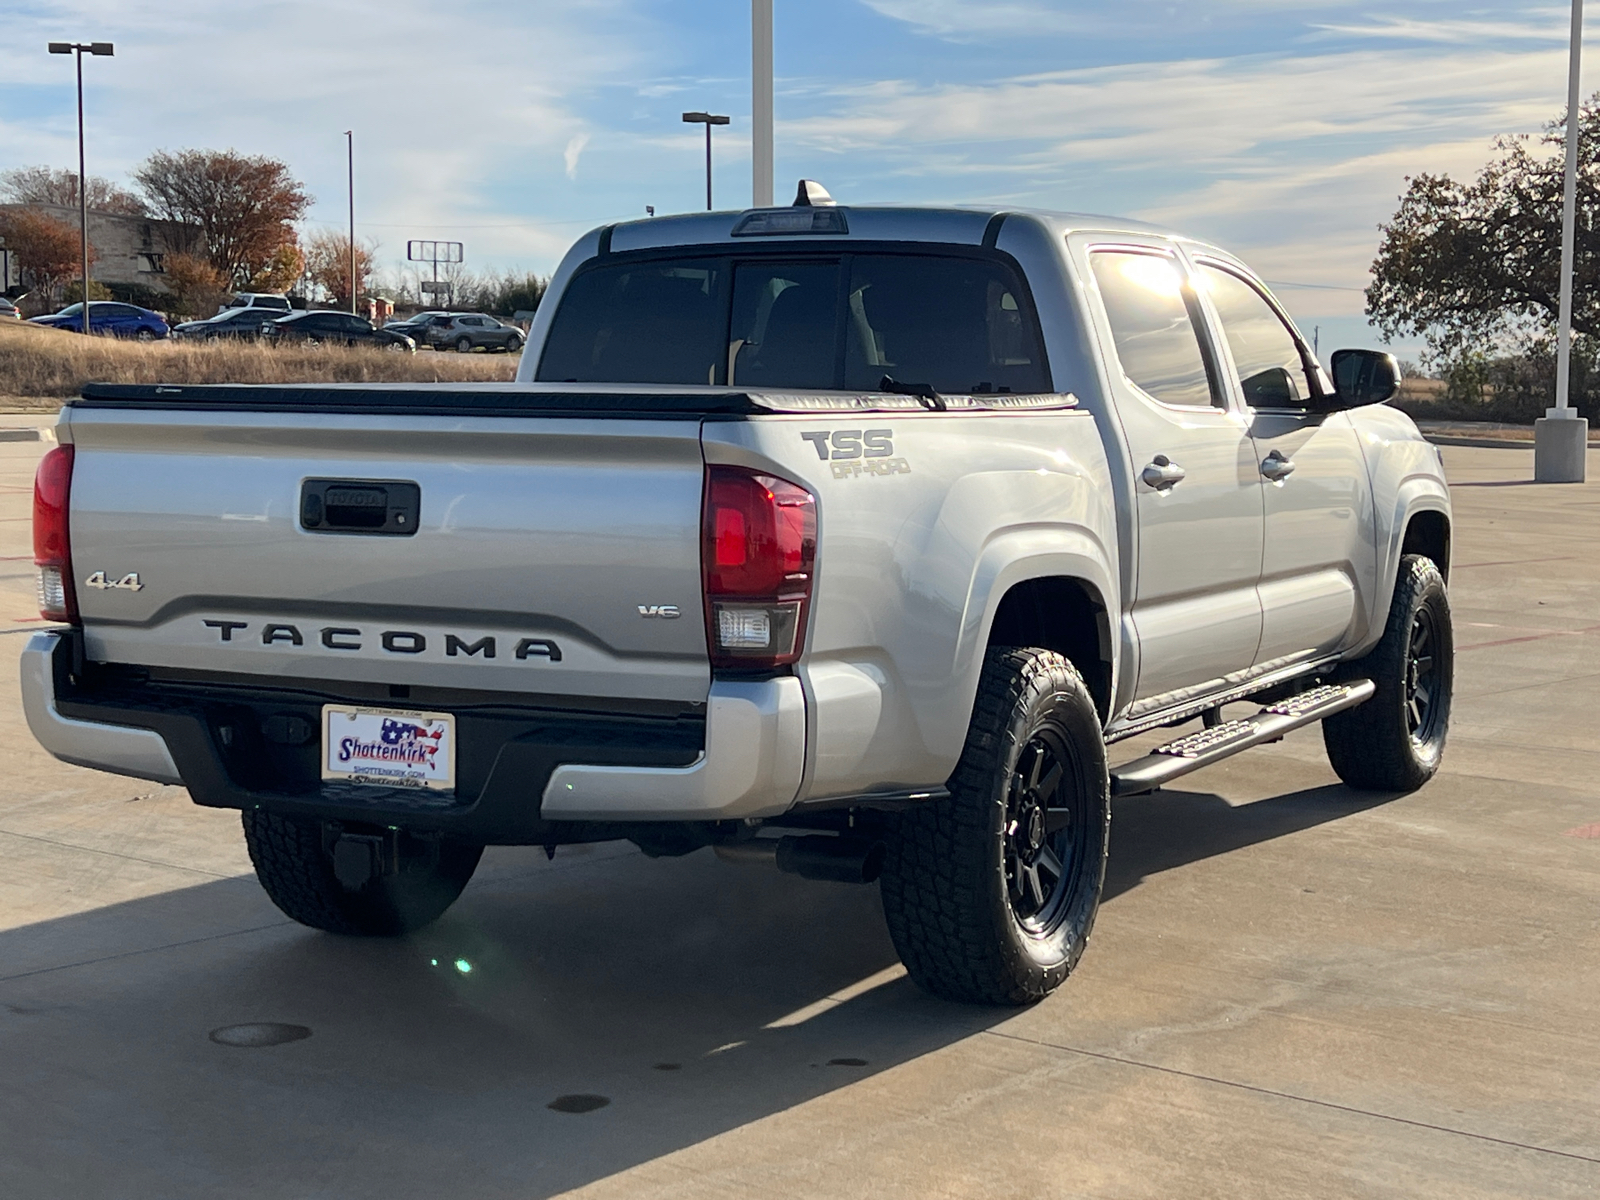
(1109, 680), (1376, 797)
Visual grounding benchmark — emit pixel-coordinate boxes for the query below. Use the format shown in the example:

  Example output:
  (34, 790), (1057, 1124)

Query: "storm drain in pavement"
(549, 1094), (611, 1114)
(209, 1023), (313, 1048)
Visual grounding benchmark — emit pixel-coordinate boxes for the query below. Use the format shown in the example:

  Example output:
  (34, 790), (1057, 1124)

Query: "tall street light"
(752, 0), (773, 207)
(344, 131), (357, 315)
(682, 112), (731, 210)
(1537, 0), (1590, 483)
(47, 40), (113, 336)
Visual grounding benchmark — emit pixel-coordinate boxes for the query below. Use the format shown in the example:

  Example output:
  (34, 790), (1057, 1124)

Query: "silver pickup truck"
(22, 191), (1453, 1006)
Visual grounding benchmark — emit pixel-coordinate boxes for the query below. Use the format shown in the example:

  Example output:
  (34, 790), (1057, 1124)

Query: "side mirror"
(1329, 348), (1400, 409)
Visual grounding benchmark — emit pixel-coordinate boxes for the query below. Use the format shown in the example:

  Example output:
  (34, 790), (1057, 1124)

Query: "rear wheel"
(1323, 554), (1453, 791)
(456, 336), (473, 353)
(242, 811), (483, 936)
(880, 647), (1110, 1006)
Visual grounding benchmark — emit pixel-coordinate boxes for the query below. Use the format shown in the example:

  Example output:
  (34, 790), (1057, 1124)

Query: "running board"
(1109, 681), (1376, 797)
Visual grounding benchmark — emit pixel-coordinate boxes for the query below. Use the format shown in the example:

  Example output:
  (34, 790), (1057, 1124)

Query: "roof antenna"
(793, 179), (836, 207)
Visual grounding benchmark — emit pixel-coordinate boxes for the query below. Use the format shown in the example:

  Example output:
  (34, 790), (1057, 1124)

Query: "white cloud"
(564, 134), (592, 180)
(859, 1), (1086, 37)
(1, 0), (651, 271)
(1310, 15), (1570, 44)
(780, 43), (1566, 308)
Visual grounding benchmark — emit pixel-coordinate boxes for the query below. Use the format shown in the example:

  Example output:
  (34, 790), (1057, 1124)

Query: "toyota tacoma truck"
(22, 188), (1453, 1005)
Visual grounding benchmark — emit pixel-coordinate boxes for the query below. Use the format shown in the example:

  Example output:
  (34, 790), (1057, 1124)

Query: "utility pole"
(752, 0), (773, 207)
(48, 41), (113, 335)
(345, 131), (357, 315)
(1536, 0), (1590, 482)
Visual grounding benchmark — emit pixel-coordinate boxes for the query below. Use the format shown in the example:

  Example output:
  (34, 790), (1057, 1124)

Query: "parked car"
(263, 310), (414, 351)
(0, 296), (21, 321)
(172, 307), (278, 342)
(29, 302), (169, 340)
(427, 312), (524, 353)
(382, 310), (452, 346)
(219, 293), (292, 316)
(24, 194), (1452, 1007)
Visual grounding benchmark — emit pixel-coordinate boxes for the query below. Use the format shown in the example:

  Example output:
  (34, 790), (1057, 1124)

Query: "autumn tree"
(161, 252), (232, 318)
(133, 150), (310, 287)
(0, 208), (94, 304)
(303, 231), (377, 307)
(1368, 95), (1599, 358)
(0, 165), (147, 215)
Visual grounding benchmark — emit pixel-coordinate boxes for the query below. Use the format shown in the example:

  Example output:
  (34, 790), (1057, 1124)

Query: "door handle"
(1141, 455), (1187, 491)
(1260, 451), (1296, 481)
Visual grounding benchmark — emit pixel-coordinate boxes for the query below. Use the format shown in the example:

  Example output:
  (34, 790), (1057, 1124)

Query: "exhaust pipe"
(714, 835), (885, 885)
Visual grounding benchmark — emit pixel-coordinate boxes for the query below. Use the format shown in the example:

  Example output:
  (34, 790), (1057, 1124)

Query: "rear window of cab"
(536, 249), (1049, 395)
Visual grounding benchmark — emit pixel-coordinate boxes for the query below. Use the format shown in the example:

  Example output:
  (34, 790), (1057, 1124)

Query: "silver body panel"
(31, 206), (1450, 825)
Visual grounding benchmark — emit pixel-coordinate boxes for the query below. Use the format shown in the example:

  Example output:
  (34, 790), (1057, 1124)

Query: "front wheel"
(134, 327), (156, 342)
(242, 811), (483, 936)
(880, 646), (1110, 1006)
(505, 334), (523, 353)
(1323, 554), (1453, 791)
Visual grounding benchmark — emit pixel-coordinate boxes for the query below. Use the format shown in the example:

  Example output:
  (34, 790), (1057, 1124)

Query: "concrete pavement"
(0, 436), (1596, 1198)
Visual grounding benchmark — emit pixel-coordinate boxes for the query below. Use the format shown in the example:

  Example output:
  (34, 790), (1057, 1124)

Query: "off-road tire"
(880, 647), (1110, 1006)
(1323, 554), (1453, 792)
(242, 810), (483, 936)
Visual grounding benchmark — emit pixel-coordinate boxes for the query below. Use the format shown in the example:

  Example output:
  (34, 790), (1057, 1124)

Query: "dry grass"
(0, 319), (517, 409)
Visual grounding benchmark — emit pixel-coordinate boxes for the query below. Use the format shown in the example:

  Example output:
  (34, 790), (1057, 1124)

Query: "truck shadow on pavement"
(0, 781), (1397, 1198)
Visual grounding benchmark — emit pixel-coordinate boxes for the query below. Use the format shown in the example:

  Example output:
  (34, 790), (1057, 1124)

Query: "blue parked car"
(30, 301), (169, 341)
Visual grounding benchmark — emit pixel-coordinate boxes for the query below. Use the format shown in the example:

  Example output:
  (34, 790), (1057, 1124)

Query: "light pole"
(1536, 0), (1590, 483)
(47, 40), (112, 336)
(752, 0), (773, 207)
(344, 131), (357, 315)
(682, 112), (730, 210)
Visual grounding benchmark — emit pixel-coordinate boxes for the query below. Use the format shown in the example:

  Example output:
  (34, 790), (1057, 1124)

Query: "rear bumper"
(20, 633), (184, 785)
(19, 631), (805, 838)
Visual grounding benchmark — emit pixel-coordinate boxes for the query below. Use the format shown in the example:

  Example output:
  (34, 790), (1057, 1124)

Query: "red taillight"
(702, 465), (816, 669)
(33, 443), (77, 623)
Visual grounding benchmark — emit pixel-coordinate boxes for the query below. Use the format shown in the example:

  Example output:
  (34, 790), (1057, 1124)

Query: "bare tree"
(302, 230), (378, 307)
(133, 150), (310, 287)
(0, 165), (147, 215)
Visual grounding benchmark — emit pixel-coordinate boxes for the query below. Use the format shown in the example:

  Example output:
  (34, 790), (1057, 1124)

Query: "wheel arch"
(1351, 481), (1452, 661)
(984, 572), (1115, 722)
(1400, 508), (1451, 581)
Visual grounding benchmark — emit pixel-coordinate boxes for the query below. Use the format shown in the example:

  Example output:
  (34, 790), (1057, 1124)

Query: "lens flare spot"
(454, 958), (473, 975)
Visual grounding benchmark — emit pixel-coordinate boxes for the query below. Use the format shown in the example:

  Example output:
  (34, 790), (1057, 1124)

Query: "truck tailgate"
(62, 406), (710, 703)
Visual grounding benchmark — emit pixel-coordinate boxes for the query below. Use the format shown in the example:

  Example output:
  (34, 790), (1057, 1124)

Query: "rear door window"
(1089, 251), (1220, 409)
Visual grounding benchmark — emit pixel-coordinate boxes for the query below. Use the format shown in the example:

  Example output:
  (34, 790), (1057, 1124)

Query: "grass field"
(0, 320), (518, 410)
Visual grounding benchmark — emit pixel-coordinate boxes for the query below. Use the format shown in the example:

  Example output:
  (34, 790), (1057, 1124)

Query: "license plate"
(321, 705), (456, 792)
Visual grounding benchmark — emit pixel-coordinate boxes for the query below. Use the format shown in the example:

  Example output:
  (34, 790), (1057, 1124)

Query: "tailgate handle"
(301, 479), (421, 536)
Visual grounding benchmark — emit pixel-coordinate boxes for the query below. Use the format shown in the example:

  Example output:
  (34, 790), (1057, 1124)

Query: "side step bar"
(1109, 681), (1376, 797)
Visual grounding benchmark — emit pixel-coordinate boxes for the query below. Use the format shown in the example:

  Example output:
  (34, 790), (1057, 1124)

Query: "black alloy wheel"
(1003, 730), (1087, 935)
(1404, 606), (1441, 743)
(881, 646), (1110, 1006)
(1324, 553), (1453, 792)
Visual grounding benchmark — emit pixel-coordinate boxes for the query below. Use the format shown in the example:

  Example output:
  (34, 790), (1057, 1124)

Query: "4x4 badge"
(85, 571), (144, 592)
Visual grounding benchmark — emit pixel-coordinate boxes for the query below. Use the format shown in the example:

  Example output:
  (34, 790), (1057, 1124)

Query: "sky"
(0, 1), (1581, 360)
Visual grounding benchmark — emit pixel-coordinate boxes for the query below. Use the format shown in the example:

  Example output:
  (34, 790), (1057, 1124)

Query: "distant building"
(0, 202), (197, 299)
